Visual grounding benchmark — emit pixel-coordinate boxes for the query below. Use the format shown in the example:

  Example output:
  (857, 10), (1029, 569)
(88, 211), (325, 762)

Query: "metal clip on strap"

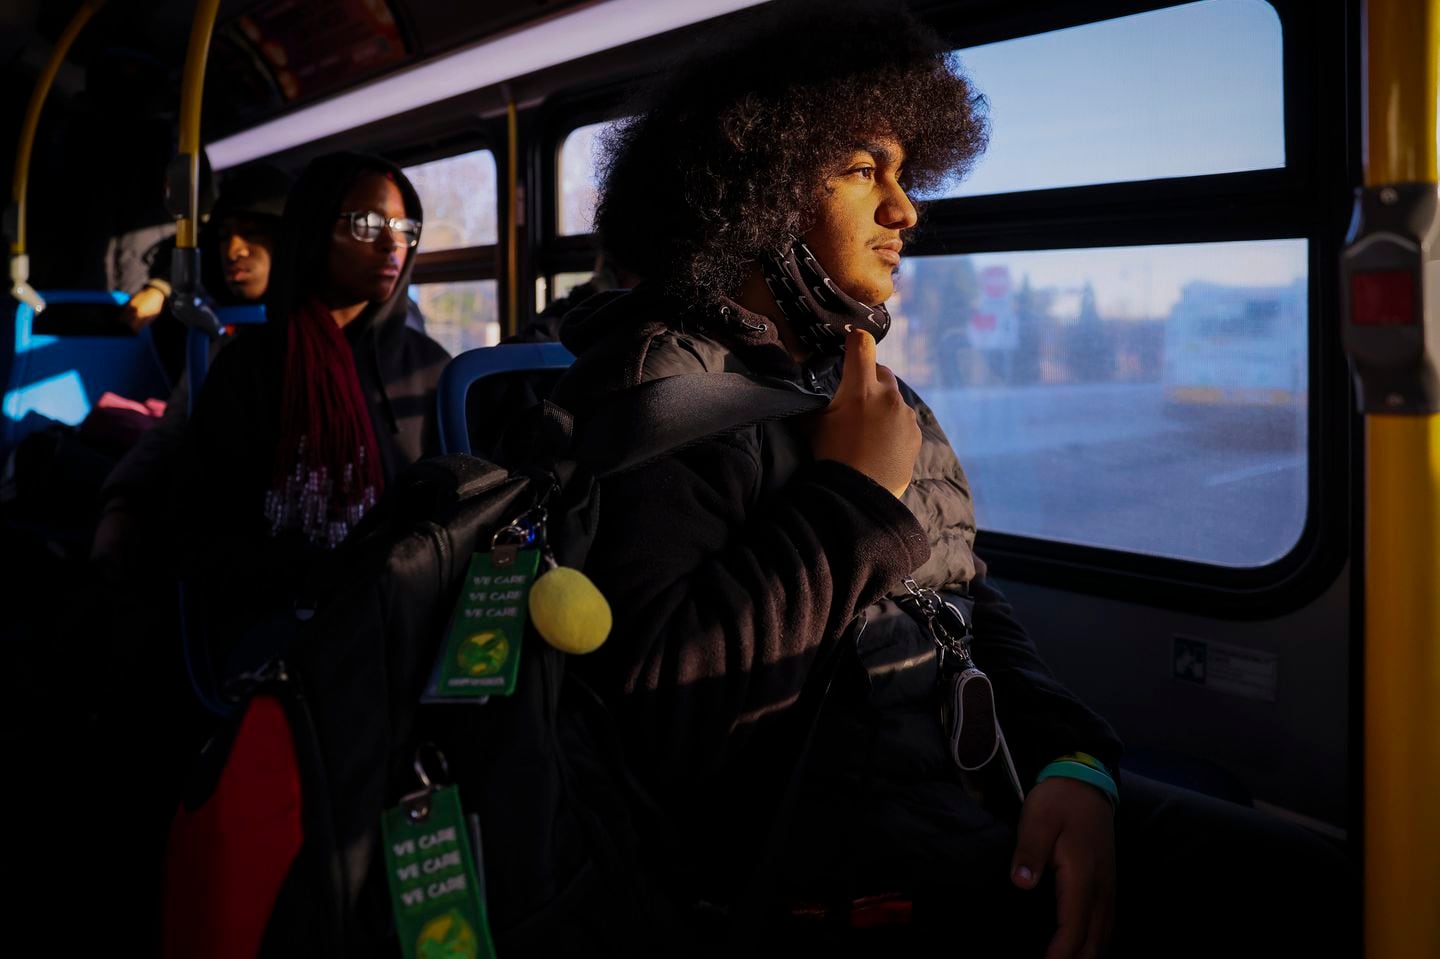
(903, 578), (975, 669)
(491, 507), (547, 568)
(402, 745), (451, 824)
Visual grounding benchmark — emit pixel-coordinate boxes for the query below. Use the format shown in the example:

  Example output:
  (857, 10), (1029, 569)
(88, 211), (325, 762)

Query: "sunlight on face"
(802, 137), (917, 306)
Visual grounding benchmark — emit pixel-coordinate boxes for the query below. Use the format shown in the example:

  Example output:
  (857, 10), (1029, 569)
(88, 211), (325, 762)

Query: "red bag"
(161, 693), (304, 959)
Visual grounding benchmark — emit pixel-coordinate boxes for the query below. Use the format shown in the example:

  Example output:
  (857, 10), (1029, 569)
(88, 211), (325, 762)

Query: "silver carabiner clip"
(402, 745), (451, 823)
(491, 507), (548, 568)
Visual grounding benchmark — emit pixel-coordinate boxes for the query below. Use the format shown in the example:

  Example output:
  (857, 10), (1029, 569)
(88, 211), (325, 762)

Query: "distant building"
(1162, 277), (1307, 411)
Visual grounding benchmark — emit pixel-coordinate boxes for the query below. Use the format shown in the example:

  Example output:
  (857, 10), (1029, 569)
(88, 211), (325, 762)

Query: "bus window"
(880, 238), (1308, 567)
(557, 120), (621, 236)
(403, 148), (499, 350)
(402, 148), (498, 252)
(549, 271), (593, 302)
(408, 280), (500, 355)
(932, 0), (1285, 198)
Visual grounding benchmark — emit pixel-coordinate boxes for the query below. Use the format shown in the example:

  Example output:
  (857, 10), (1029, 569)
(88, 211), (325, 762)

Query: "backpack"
(161, 371), (829, 958)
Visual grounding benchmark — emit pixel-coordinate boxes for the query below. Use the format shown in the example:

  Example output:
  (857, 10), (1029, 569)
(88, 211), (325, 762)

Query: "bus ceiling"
(2, 0), (770, 178)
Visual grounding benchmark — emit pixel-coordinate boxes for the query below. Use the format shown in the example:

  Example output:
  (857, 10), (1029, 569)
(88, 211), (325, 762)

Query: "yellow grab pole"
(1365, 0), (1439, 184)
(167, 0), (223, 347)
(1364, 419), (1440, 959)
(1361, 1), (1440, 957)
(8, 0), (108, 311)
(505, 95), (520, 338)
(175, 0), (221, 251)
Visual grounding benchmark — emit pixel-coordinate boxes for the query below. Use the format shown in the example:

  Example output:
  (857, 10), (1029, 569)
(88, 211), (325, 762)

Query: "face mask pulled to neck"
(759, 238), (892, 356)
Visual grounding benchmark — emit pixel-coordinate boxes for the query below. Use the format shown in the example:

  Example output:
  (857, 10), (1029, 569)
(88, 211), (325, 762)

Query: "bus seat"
(438, 341), (574, 455)
(2, 291), (170, 460)
(1121, 747), (1254, 807)
(185, 303), (267, 411)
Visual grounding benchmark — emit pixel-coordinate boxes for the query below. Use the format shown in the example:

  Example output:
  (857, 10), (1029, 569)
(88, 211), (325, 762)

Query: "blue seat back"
(2, 290), (170, 458)
(437, 341), (574, 455)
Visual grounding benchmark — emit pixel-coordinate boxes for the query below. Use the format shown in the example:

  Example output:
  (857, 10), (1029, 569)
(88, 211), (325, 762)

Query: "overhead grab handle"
(9, 253), (44, 314)
(8, 0), (110, 313)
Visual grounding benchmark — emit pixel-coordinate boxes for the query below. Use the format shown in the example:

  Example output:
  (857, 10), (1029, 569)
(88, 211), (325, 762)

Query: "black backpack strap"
(565, 371), (859, 938)
(571, 372), (829, 477)
(725, 611), (859, 942)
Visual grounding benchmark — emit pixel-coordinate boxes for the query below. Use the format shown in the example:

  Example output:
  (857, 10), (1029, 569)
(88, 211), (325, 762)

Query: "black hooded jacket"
(177, 153), (448, 648)
(552, 285), (1122, 897)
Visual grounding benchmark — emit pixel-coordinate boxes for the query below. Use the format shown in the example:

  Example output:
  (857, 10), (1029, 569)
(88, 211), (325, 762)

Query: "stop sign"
(980, 265), (1010, 300)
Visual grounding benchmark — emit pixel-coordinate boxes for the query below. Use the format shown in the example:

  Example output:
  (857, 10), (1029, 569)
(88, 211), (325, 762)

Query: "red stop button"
(1351, 270), (1416, 326)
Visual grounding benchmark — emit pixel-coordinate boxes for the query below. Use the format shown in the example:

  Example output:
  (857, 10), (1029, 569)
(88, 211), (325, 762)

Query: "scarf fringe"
(267, 300), (386, 547)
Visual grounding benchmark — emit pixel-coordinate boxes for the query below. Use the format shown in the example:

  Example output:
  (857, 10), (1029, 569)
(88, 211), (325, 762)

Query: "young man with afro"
(552, 2), (1347, 955)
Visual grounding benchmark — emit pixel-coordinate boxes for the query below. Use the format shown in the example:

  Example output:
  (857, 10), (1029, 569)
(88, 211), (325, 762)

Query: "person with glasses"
(177, 151), (448, 671)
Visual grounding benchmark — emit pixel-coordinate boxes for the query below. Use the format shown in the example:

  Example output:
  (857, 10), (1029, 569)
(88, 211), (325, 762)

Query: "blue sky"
(937, 0), (1285, 198)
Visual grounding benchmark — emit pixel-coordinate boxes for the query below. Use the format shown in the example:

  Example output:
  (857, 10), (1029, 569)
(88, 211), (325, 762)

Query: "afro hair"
(595, 0), (988, 304)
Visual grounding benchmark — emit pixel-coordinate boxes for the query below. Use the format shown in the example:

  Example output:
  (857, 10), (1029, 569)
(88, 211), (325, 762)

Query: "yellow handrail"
(1364, 418), (1440, 958)
(175, 0), (221, 251)
(1365, 0), (1439, 184)
(1361, 1), (1440, 957)
(8, 0), (108, 311)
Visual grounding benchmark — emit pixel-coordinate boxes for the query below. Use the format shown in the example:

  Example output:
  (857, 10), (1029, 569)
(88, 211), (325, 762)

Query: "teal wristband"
(1035, 760), (1119, 806)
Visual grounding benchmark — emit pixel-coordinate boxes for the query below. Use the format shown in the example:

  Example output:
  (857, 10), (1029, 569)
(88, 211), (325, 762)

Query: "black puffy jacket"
(552, 285), (1121, 899)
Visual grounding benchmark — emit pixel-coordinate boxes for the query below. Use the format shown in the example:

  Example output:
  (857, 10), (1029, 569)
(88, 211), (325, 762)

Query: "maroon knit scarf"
(264, 297), (385, 548)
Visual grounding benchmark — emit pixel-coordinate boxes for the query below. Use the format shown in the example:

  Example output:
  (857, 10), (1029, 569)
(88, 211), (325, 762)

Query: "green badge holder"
(425, 510), (548, 702)
(382, 749), (496, 959)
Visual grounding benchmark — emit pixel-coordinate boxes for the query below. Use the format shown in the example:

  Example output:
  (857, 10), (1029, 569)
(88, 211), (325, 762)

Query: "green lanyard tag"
(427, 548), (540, 701)
(382, 785), (496, 959)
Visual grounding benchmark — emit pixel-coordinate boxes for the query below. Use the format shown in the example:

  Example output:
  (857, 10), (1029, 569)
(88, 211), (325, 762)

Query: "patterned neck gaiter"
(759, 238), (892, 356)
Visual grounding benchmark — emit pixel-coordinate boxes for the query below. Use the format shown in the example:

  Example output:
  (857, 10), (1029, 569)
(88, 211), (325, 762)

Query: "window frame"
(907, 0), (1357, 615)
(529, 0), (1356, 615)
(552, 117), (620, 241)
(405, 277), (503, 356)
(389, 127), (505, 301)
(534, 86), (634, 308)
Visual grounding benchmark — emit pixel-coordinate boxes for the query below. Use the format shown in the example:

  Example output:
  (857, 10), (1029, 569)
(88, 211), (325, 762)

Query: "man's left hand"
(1010, 776), (1116, 959)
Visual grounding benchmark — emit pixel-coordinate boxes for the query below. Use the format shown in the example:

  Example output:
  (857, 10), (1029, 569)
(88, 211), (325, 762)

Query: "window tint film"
(408, 280), (500, 356)
(879, 239), (1308, 567)
(403, 149), (498, 252)
(934, 0), (1285, 198)
(558, 120), (621, 236)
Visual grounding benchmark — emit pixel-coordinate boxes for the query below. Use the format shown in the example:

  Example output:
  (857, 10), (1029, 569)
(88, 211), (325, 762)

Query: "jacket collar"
(710, 295), (843, 393)
(556, 283), (843, 395)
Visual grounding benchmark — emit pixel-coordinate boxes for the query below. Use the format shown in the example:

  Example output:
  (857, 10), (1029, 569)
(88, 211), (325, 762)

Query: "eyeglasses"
(336, 210), (422, 247)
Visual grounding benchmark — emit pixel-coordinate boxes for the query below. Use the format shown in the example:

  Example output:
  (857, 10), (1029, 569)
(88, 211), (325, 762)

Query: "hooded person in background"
(178, 151), (448, 667)
(92, 163), (293, 568)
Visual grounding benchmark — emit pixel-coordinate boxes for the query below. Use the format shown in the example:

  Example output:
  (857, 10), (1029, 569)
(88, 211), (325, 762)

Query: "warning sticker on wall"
(1172, 635), (1278, 703)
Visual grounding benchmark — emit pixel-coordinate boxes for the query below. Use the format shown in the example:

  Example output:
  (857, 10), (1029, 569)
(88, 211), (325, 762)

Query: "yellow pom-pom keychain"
(528, 565), (612, 654)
